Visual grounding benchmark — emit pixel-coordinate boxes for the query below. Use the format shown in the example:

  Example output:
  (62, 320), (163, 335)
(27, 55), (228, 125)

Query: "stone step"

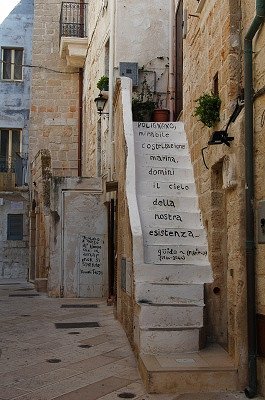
(137, 195), (199, 213)
(144, 244), (209, 265)
(139, 210), (203, 228)
(135, 153), (193, 170)
(139, 304), (203, 329)
(138, 344), (239, 393)
(136, 166), (194, 183)
(134, 263), (212, 284)
(138, 328), (201, 354)
(142, 227), (207, 246)
(134, 139), (189, 157)
(137, 180), (197, 198)
(134, 124), (187, 145)
(135, 282), (204, 305)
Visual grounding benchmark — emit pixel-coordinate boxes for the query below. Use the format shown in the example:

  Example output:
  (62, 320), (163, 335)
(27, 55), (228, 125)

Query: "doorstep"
(138, 343), (240, 393)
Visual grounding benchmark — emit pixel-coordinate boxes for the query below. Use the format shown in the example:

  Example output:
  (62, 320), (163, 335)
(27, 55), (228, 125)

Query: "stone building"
(0, 0), (34, 279)
(175, 0), (265, 396)
(28, 0), (265, 396)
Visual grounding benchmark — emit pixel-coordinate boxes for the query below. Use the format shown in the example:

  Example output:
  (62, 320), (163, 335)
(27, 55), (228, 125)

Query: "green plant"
(132, 77), (156, 121)
(194, 92), (221, 128)
(97, 75), (109, 91)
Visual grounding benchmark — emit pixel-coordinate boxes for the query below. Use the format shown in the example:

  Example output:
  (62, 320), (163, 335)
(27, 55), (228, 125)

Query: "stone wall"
(181, 0), (247, 385)
(114, 81), (135, 346)
(83, 0), (170, 178)
(0, 0), (33, 280)
(0, 192), (29, 279)
(30, 0), (79, 177)
(0, 0), (34, 156)
(30, 149), (52, 280)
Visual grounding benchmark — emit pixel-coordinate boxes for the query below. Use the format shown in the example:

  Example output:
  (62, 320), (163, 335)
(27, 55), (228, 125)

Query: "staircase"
(132, 121), (211, 354)
(124, 118), (239, 393)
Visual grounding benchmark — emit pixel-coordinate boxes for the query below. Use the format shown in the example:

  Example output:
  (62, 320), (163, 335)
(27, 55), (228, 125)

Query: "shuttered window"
(7, 214), (23, 240)
(1, 48), (23, 81)
(0, 129), (22, 172)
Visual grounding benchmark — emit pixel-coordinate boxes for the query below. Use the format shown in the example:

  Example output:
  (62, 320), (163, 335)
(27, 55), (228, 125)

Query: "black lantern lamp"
(94, 93), (108, 115)
(208, 130), (234, 147)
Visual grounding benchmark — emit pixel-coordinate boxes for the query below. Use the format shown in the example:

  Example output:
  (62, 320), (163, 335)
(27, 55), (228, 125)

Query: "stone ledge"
(59, 37), (88, 67)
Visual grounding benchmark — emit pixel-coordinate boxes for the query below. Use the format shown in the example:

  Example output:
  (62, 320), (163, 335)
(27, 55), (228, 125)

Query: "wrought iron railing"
(60, 2), (88, 39)
(0, 156), (15, 173)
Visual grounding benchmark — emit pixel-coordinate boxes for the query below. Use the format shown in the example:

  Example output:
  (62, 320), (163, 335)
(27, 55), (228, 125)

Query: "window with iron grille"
(0, 129), (22, 172)
(7, 214), (23, 240)
(1, 48), (23, 81)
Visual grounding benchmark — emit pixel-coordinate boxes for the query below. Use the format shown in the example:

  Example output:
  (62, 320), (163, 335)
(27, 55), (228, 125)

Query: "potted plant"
(97, 75), (109, 92)
(152, 94), (170, 122)
(194, 92), (221, 128)
(132, 77), (156, 122)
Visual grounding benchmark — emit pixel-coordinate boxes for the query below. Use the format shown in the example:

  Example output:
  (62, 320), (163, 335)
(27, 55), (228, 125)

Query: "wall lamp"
(208, 97), (244, 147)
(202, 96), (245, 169)
(208, 130), (234, 147)
(94, 93), (109, 116)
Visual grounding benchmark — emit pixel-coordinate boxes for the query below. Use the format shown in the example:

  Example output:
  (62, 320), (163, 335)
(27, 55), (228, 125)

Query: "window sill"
(1, 79), (23, 83)
(196, 0), (206, 13)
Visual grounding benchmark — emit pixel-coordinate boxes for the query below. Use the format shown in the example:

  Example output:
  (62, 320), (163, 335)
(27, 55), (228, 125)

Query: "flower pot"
(152, 109), (170, 122)
(101, 90), (109, 99)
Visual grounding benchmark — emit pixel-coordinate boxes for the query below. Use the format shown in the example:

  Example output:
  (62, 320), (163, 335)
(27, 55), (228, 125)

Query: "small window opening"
(7, 214), (23, 240)
(213, 72), (219, 95)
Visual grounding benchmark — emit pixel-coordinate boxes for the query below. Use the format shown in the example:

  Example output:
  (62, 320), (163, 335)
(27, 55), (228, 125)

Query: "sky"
(0, 0), (21, 24)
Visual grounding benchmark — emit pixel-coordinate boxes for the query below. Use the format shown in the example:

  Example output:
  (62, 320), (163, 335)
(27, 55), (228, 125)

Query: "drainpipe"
(244, 1), (265, 398)
(78, 68), (83, 177)
(109, 0), (115, 180)
(169, 0), (175, 121)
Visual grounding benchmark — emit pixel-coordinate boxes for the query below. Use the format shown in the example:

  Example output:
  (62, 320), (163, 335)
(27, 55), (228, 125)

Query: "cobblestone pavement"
(0, 280), (263, 400)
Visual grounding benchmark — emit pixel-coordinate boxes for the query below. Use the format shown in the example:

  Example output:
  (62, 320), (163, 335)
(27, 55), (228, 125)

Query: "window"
(0, 129), (22, 172)
(1, 48), (23, 81)
(7, 214), (23, 240)
(213, 72), (219, 95)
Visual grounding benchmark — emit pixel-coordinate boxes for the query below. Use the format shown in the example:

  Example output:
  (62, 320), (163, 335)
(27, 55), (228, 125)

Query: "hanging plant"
(194, 92), (221, 128)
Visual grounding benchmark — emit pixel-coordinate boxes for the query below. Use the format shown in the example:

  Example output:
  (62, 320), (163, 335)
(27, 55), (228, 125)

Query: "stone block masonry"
(29, 0), (80, 177)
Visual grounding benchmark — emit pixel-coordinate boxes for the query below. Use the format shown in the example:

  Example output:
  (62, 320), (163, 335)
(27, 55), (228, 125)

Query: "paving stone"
(0, 386), (29, 399)
(78, 333), (108, 346)
(54, 376), (132, 400)
(0, 282), (262, 400)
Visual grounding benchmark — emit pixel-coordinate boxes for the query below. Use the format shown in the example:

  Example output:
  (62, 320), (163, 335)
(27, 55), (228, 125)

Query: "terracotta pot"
(152, 109), (170, 122)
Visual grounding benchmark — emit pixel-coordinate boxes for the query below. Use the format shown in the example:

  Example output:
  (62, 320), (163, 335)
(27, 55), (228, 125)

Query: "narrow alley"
(0, 281), (260, 400)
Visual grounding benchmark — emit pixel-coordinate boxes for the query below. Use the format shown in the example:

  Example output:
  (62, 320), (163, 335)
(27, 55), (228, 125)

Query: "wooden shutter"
(7, 214), (23, 240)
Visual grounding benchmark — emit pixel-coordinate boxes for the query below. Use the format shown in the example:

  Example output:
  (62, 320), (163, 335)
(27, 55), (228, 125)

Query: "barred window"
(1, 48), (23, 81)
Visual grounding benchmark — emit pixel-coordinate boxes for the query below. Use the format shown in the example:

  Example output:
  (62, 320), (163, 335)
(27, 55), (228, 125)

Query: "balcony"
(0, 155), (27, 190)
(59, 2), (88, 68)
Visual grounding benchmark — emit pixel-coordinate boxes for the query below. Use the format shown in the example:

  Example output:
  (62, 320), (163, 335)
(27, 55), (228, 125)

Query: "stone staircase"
(132, 121), (211, 356)
(124, 120), (239, 393)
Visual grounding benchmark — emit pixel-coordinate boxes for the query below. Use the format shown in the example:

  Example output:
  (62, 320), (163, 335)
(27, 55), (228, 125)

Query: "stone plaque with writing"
(79, 235), (104, 284)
